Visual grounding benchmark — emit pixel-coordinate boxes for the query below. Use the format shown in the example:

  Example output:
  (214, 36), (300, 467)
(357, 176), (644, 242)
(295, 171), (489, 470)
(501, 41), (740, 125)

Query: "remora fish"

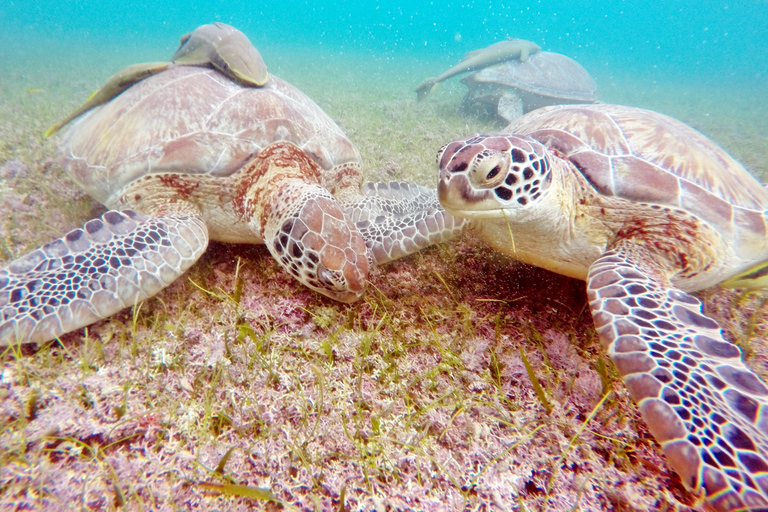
(172, 22), (268, 86)
(415, 39), (541, 101)
(44, 62), (169, 137)
(45, 23), (269, 137)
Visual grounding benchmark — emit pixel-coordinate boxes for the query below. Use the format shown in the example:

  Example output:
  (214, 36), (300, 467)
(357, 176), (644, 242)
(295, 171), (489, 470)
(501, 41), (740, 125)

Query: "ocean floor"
(1, 39), (767, 511)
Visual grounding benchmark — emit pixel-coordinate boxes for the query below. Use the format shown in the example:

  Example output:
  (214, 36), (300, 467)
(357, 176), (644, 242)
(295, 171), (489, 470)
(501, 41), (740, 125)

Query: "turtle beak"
(438, 169), (493, 215)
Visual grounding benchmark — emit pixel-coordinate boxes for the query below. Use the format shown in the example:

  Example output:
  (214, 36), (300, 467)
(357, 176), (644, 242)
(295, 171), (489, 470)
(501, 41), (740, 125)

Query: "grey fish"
(172, 22), (268, 86)
(45, 23), (269, 138)
(415, 39), (541, 101)
(45, 62), (169, 137)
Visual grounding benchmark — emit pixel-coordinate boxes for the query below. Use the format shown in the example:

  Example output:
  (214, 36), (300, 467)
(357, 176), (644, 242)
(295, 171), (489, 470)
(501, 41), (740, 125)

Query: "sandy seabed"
(1, 40), (767, 511)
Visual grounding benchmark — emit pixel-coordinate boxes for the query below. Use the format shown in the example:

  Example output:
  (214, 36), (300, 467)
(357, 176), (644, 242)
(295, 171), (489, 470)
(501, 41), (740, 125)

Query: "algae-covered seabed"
(1, 41), (767, 511)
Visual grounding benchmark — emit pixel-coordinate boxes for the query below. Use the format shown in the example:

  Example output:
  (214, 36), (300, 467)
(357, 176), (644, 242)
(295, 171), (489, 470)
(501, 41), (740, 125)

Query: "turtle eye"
(470, 151), (510, 188)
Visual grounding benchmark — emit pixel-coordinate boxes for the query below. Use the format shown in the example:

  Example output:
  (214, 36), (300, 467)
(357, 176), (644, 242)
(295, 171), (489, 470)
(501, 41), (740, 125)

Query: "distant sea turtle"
(461, 51), (598, 124)
(436, 104), (768, 511)
(44, 23), (268, 137)
(415, 39), (541, 101)
(0, 65), (463, 345)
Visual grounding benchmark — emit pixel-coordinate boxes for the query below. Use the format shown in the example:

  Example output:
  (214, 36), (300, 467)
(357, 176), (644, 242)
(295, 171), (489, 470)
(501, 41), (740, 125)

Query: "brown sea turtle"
(460, 50), (598, 124)
(0, 65), (464, 345)
(414, 39), (541, 101)
(436, 103), (768, 511)
(44, 22), (268, 137)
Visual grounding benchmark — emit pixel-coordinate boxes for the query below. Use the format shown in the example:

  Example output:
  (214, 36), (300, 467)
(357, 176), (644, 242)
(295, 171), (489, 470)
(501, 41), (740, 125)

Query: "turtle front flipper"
(0, 210), (208, 346)
(588, 242), (768, 511)
(342, 181), (469, 266)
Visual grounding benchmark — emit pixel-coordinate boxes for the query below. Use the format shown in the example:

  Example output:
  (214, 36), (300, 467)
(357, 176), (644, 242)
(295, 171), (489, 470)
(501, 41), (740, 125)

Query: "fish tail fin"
(415, 78), (439, 101)
(44, 120), (66, 138)
(721, 259), (768, 289)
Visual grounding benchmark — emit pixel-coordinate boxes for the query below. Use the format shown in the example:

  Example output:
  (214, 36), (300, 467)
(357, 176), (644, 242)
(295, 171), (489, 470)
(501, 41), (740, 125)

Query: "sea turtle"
(0, 65), (464, 346)
(460, 50), (598, 124)
(436, 103), (768, 511)
(414, 39), (541, 101)
(44, 22), (268, 137)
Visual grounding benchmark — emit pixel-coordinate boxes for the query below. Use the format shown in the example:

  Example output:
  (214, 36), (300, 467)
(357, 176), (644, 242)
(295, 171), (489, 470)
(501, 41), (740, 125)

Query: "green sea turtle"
(44, 23), (268, 137)
(461, 50), (598, 124)
(415, 39), (541, 101)
(436, 103), (768, 511)
(0, 65), (463, 346)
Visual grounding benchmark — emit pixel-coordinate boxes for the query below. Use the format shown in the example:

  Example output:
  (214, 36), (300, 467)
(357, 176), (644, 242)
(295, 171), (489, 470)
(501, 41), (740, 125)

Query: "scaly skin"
(0, 142), (466, 345)
(436, 103), (768, 511)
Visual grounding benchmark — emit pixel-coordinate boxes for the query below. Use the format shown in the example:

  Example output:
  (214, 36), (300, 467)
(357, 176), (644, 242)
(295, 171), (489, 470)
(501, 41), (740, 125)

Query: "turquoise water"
(3, 0), (767, 84)
(1, 1), (766, 178)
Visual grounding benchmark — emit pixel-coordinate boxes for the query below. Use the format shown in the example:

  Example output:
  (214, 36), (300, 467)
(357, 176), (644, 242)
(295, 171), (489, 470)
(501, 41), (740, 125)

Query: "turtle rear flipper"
(0, 210), (208, 346)
(344, 181), (468, 265)
(588, 242), (768, 511)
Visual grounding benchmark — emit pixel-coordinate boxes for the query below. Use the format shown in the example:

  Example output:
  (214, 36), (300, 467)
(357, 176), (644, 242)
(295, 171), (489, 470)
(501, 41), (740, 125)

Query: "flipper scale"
(343, 181), (469, 265)
(0, 210), (208, 345)
(588, 243), (768, 511)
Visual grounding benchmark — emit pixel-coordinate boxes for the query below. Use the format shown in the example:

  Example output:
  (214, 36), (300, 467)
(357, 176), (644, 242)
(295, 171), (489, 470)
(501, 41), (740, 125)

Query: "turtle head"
(266, 183), (369, 303)
(251, 143), (369, 303)
(437, 134), (553, 219)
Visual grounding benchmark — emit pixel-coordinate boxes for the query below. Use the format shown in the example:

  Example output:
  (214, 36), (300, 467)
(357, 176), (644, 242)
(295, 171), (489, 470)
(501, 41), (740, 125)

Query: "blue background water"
(2, 0), (766, 85)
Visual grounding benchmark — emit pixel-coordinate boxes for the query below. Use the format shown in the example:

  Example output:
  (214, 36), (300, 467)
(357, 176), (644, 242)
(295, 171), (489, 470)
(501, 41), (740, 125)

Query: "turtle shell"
(461, 51), (598, 104)
(506, 103), (768, 255)
(60, 65), (360, 206)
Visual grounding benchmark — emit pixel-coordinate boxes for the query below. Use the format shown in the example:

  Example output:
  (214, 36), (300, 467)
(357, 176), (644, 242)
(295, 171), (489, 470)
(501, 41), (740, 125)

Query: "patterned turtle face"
(436, 134), (553, 218)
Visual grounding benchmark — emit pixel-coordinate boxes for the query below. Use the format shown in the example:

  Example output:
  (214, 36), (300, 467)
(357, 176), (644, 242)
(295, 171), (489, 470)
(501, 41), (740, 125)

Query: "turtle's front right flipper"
(0, 210), (207, 346)
(588, 242), (768, 511)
